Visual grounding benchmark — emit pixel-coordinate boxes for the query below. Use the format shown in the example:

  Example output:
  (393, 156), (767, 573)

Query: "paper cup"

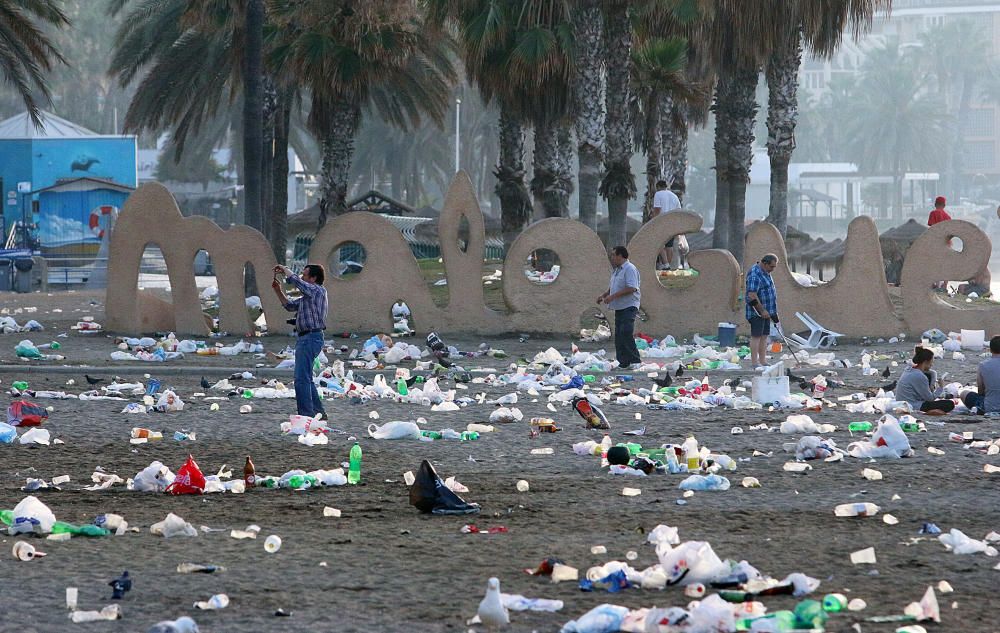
(12, 541), (43, 561)
(264, 534), (282, 553)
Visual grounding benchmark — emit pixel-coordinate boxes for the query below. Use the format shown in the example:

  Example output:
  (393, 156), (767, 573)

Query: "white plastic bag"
(131, 461), (175, 492)
(848, 415), (913, 459)
(11, 495), (56, 534)
(367, 420), (421, 440)
(656, 541), (729, 585)
(19, 428), (50, 445)
(150, 512), (197, 538)
(489, 407), (523, 424)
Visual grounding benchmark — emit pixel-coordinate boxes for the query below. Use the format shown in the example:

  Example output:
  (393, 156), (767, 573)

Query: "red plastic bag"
(7, 400), (47, 426)
(165, 455), (206, 495)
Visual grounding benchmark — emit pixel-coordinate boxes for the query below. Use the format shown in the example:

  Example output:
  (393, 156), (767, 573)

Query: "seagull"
(675, 365), (684, 378)
(147, 616), (199, 633)
(200, 377), (210, 389)
(882, 365), (891, 379)
(477, 577), (509, 631)
(109, 570), (131, 599)
(652, 374), (672, 389)
(84, 374), (104, 385)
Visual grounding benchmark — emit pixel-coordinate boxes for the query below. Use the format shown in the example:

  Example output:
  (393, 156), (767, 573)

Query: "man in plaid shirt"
(272, 264), (328, 418)
(745, 254), (779, 370)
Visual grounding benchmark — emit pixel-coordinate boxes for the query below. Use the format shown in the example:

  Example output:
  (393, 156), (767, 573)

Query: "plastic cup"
(12, 541), (43, 561)
(264, 535), (282, 553)
(516, 480), (530, 492)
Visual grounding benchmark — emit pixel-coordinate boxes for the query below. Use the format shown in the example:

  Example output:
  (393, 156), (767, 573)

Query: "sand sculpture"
(105, 174), (999, 338)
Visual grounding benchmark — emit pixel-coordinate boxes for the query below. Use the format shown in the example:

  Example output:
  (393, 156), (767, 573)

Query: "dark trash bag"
(409, 460), (480, 515)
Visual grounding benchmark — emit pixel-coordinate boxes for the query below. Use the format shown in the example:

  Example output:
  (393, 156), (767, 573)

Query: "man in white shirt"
(597, 246), (642, 369)
(652, 180), (681, 270)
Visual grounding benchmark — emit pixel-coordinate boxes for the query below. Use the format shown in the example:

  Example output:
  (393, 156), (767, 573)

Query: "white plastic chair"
(785, 311), (843, 349)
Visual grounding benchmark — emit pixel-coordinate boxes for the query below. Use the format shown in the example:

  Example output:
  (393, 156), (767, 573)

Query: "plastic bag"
(408, 460), (480, 515)
(656, 541), (729, 586)
(7, 400), (47, 426)
(368, 421), (421, 440)
(131, 461), (175, 493)
(19, 428), (50, 445)
(489, 407), (523, 424)
(166, 455), (206, 495)
(155, 390), (184, 412)
(938, 528), (999, 556)
(560, 604), (629, 633)
(11, 495), (56, 534)
(150, 512), (197, 537)
(794, 436), (837, 460)
(848, 415), (913, 459)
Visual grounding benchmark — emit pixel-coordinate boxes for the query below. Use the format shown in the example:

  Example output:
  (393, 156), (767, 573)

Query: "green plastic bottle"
(583, 375), (596, 383)
(794, 599), (828, 629)
(0, 509), (13, 525)
(396, 378), (409, 396)
(286, 475), (305, 489)
(11, 381), (28, 391)
(623, 442), (642, 455)
(900, 421), (921, 433)
(823, 593), (847, 612)
(51, 522), (109, 537)
(348, 442), (362, 484)
(460, 431), (479, 441)
(242, 389), (253, 399)
(848, 421), (873, 432)
(420, 430), (442, 440)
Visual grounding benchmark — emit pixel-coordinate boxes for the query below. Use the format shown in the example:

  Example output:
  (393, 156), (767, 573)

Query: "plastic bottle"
(848, 421), (873, 432)
(600, 434), (613, 455)
(11, 381), (28, 391)
(396, 378), (409, 396)
(196, 347), (219, 355)
(900, 421), (921, 433)
(467, 423), (494, 433)
(683, 436), (700, 471)
(348, 442), (362, 484)
(177, 563), (226, 574)
(420, 430), (442, 440)
(130, 428), (163, 440)
(243, 457), (256, 488)
(793, 599), (827, 628)
(460, 431), (479, 441)
(0, 422), (17, 444)
(583, 375), (596, 383)
(834, 502), (880, 517)
(242, 389), (253, 399)
(822, 593), (847, 612)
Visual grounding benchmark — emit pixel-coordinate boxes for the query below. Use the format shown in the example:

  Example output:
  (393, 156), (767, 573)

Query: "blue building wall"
(37, 188), (131, 252)
(0, 136), (136, 248)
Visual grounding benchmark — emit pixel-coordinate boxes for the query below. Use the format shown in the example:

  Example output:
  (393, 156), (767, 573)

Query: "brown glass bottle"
(243, 456), (256, 488)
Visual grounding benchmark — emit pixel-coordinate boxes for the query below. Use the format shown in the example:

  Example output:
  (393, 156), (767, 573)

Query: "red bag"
(165, 455), (206, 495)
(7, 400), (47, 427)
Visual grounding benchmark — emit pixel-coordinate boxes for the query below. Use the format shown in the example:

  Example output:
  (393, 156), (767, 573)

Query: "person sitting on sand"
(962, 335), (1000, 414)
(957, 267), (991, 298)
(896, 347), (954, 415)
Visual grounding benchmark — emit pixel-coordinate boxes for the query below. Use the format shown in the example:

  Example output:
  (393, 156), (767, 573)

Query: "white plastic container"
(961, 329), (985, 350)
(752, 376), (790, 404)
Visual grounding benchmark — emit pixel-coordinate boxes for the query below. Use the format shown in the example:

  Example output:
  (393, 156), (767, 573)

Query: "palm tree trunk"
(317, 99), (362, 230)
(599, 1), (636, 248)
(715, 66), (759, 264)
(643, 94), (663, 224)
(270, 86), (292, 264)
(713, 159), (730, 249)
(531, 122), (574, 219)
(557, 122), (575, 215)
(572, 0), (605, 229)
(261, 79), (277, 245)
(660, 98), (689, 202)
(765, 29), (802, 238)
(242, 0), (264, 233)
(951, 73), (974, 200)
(496, 107), (532, 250)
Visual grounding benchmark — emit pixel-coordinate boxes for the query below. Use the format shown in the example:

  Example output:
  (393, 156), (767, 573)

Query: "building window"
(964, 140), (995, 170)
(964, 109), (995, 138)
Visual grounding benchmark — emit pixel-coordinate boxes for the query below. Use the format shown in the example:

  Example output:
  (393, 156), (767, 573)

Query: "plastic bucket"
(717, 323), (737, 347)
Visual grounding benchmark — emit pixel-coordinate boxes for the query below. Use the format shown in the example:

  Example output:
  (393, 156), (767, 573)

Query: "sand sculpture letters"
(106, 174), (1000, 337)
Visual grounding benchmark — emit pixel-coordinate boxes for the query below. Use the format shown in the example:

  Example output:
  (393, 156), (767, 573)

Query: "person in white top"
(652, 180), (681, 270)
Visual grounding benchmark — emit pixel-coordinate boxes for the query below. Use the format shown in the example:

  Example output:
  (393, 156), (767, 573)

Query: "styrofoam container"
(961, 329), (985, 350)
(752, 376), (790, 404)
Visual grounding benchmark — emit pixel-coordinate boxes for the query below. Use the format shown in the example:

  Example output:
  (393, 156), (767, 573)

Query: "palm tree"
(572, 0), (605, 229)
(108, 0), (293, 261)
(243, 0), (264, 233)
(600, 0), (636, 247)
(270, 1), (456, 229)
(845, 41), (948, 221)
(0, 0), (68, 126)
(764, 0), (891, 238)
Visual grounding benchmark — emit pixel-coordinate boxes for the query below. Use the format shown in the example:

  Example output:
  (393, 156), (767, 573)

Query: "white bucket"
(961, 329), (985, 350)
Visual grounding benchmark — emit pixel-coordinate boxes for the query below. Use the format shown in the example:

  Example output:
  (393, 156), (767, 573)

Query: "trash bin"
(0, 258), (10, 292)
(13, 258), (33, 293)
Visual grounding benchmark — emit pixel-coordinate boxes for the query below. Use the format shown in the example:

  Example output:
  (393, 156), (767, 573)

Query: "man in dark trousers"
(597, 246), (642, 370)
(272, 264), (328, 418)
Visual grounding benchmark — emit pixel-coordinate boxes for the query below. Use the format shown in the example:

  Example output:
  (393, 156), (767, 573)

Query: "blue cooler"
(717, 322), (736, 347)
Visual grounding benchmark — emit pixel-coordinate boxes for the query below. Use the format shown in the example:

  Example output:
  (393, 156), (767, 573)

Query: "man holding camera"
(272, 264), (328, 418)
(745, 254), (779, 370)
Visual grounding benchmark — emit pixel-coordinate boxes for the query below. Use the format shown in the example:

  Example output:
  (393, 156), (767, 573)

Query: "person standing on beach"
(272, 264), (328, 418)
(652, 180), (682, 270)
(927, 196), (951, 227)
(745, 254), (779, 370)
(597, 246), (642, 370)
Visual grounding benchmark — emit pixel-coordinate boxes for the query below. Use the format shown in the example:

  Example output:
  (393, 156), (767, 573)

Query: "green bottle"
(460, 431), (479, 441)
(242, 389), (253, 399)
(794, 599), (828, 629)
(286, 475), (305, 489)
(415, 376), (424, 384)
(900, 421), (921, 433)
(583, 375), (596, 383)
(823, 593), (847, 612)
(51, 522), (110, 537)
(348, 442), (362, 484)
(420, 430), (442, 440)
(0, 509), (13, 525)
(396, 378), (408, 396)
(848, 421), (873, 432)
(11, 381), (28, 391)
